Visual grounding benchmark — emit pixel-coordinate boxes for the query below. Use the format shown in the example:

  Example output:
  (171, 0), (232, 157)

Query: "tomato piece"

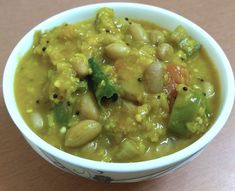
(166, 64), (188, 84)
(165, 64), (189, 108)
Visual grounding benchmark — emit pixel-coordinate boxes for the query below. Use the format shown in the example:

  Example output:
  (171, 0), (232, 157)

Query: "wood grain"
(0, 0), (234, 190)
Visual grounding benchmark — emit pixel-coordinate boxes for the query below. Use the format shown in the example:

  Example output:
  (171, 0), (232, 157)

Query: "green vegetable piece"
(170, 26), (201, 57)
(168, 86), (206, 137)
(53, 102), (71, 126)
(179, 38), (201, 56)
(95, 8), (116, 33)
(170, 25), (188, 44)
(88, 58), (118, 105)
(114, 139), (145, 162)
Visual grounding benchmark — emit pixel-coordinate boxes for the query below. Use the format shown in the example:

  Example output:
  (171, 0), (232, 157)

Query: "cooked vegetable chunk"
(53, 102), (71, 126)
(170, 25), (188, 44)
(114, 139), (145, 161)
(114, 56), (146, 103)
(179, 38), (200, 56)
(168, 85), (209, 137)
(95, 8), (116, 33)
(170, 25), (201, 56)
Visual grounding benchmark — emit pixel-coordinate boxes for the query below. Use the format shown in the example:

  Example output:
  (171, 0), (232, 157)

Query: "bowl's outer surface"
(26, 137), (204, 182)
(3, 3), (235, 182)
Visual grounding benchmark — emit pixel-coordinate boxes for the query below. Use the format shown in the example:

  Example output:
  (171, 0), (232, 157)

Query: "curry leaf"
(88, 58), (118, 105)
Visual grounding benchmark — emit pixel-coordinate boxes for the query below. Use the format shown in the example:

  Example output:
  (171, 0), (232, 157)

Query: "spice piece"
(183, 87), (188, 91)
(137, 77), (142, 82)
(198, 78), (204, 82)
(53, 94), (58, 99)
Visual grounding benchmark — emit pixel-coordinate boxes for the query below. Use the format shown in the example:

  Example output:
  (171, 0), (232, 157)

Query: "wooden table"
(1, 0), (234, 190)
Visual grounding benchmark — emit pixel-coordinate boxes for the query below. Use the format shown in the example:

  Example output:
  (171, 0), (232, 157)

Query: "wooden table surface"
(1, 0), (234, 190)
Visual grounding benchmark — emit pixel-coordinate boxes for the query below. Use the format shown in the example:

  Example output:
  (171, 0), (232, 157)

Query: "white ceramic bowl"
(3, 3), (235, 182)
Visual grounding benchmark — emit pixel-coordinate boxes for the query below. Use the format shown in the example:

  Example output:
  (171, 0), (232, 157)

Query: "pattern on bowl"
(27, 136), (203, 182)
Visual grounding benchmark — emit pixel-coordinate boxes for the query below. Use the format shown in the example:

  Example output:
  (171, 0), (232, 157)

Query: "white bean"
(129, 23), (149, 42)
(65, 120), (102, 147)
(143, 62), (164, 93)
(105, 42), (130, 60)
(156, 43), (174, 61)
(80, 92), (99, 120)
(70, 54), (89, 78)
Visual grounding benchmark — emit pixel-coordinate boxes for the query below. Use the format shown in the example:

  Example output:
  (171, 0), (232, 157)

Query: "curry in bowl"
(14, 8), (220, 162)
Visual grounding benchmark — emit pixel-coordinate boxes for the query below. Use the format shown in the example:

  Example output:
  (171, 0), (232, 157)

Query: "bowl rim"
(3, 2), (235, 173)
